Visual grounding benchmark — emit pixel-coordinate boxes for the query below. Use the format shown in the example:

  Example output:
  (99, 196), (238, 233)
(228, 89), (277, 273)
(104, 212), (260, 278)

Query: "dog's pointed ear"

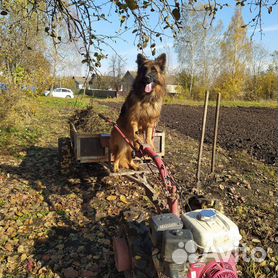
(155, 53), (166, 71)
(136, 53), (146, 68)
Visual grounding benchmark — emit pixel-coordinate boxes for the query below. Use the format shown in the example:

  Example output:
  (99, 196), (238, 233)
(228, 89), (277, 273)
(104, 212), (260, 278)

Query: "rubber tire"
(58, 137), (74, 175)
(123, 222), (158, 278)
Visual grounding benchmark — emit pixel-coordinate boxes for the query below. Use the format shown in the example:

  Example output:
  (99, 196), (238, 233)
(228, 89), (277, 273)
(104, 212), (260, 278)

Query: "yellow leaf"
(5, 243), (13, 252)
(120, 195), (128, 204)
(17, 245), (25, 253)
(259, 260), (267, 267)
(106, 195), (117, 201)
(135, 255), (141, 260)
(21, 253), (27, 261)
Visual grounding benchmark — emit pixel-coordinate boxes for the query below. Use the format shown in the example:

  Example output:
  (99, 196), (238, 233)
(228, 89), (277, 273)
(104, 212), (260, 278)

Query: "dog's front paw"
(129, 161), (140, 171)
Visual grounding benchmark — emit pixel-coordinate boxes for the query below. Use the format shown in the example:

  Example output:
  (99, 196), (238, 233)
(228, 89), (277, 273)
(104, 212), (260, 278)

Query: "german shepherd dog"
(110, 53), (166, 172)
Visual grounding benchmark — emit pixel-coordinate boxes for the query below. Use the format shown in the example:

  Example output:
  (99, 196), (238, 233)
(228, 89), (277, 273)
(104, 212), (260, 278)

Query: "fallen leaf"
(17, 245), (25, 253)
(26, 259), (34, 272)
(20, 253), (27, 261)
(252, 238), (261, 243)
(106, 195), (117, 201)
(5, 243), (14, 252)
(120, 195), (128, 204)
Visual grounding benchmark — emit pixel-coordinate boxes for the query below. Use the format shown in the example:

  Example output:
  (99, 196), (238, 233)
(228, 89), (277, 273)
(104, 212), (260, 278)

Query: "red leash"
(98, 113), (179, 216)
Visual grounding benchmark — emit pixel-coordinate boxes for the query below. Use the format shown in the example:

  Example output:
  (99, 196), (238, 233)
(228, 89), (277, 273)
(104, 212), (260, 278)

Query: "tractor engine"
(149, 209), (241, 278)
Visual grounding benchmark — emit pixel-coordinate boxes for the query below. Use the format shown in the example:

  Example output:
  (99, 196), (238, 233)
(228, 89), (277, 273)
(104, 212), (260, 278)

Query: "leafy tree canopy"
(0, 0), (276, 72)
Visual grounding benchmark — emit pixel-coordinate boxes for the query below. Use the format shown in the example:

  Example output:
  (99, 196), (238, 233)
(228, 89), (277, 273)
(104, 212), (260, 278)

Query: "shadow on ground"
(0, 146), (127, 277)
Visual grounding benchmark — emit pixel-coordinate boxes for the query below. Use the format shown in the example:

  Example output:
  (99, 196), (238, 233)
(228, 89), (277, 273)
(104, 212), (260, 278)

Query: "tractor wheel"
(58, 137), (74, 175)
(122, 222), (158, 278)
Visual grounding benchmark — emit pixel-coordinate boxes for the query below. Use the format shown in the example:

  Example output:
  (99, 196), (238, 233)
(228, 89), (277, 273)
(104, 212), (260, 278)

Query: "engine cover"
(150, 213), (183, 247)
(182, 209), (241, 253)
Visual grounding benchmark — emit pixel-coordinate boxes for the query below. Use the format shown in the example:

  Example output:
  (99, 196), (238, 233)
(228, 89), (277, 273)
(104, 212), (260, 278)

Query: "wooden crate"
(70, 122), (165, 163)
(70, 123), (109, 163)
(153, 130), (165, 157)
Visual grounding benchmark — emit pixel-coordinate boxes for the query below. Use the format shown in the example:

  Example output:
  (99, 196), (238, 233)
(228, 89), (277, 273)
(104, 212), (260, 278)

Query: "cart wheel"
(58, 137), (74, 175)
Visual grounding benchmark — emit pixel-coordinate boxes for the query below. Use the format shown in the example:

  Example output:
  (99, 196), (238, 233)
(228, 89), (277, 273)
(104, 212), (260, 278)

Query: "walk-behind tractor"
(58, 102), (241, 278)
(99, 116), (242, 278)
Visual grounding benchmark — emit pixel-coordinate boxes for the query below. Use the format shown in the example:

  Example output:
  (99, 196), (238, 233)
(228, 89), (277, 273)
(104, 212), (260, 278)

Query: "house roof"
(72, 75), (96, 84)
(122, 71), (137, 80)
(166, 75), (178, 85)
(129, 71), (137, 78)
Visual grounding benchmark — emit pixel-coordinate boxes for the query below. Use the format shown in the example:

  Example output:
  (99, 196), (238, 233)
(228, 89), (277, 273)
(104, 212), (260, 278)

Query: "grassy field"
(164, 97), (278, 108)
(97, 95), (278, 108)
(0, 95), (277, 278)
(0, 96), (104, 155)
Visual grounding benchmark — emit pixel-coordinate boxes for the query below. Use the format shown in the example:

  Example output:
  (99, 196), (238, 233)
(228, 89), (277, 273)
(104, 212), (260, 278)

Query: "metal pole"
(211, 93), (221, 173)
(197, 91), (209, 186)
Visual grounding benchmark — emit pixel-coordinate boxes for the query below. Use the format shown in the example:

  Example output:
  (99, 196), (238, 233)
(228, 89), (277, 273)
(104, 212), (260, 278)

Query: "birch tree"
(109, 54), (126, 90)
(174, 5), (223, 99)
(247, 43), (268, 98)
(215, 8), (252, 99)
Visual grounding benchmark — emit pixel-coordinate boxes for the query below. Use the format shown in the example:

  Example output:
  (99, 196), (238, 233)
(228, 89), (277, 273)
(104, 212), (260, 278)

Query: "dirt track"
(105, 102), (277, 164)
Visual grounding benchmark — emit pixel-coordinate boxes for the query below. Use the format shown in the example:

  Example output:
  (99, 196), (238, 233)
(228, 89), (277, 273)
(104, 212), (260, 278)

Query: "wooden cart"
(58, 122), (165, 174)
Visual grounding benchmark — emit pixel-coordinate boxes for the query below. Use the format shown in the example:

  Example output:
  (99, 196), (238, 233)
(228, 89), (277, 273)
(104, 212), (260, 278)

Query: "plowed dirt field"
(106, 102), (277, 164)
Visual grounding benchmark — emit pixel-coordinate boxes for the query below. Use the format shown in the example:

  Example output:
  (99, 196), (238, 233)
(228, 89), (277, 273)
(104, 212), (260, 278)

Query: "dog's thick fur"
(110, 53), (166, 172)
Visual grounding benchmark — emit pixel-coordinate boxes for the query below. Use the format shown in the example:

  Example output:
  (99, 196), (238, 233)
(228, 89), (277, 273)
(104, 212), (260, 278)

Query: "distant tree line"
(174, 7), (278, 101)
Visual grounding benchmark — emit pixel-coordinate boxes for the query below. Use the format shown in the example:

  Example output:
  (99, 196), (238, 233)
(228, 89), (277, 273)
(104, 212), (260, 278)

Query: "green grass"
(0, 126), (41, 155)
(0, 95), (115, 155)
(95, 96), (125, 103)
(164, 96), (278, 108)
(0, 95), (92, 154)
(37, 95), (91, 109)
(95, 94), (277, 108)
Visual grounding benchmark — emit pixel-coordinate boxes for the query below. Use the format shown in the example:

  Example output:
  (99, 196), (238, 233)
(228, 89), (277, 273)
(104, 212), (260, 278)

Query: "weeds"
(95, 94), (277, 108)
(0, 94), (93, 154)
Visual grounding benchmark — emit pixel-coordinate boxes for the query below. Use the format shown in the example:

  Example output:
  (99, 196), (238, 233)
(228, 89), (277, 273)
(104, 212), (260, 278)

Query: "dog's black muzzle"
(144, 73), (158, 85)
